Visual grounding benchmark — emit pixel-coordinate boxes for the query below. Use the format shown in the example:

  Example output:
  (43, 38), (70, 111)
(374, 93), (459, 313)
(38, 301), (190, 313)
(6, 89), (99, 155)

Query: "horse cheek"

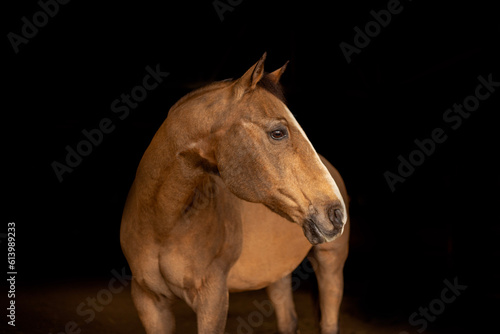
(217, 140), (262, 202)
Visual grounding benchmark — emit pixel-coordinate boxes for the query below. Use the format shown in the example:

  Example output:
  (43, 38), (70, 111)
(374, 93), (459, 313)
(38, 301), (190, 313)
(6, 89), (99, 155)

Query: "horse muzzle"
(302, 204), (346, 245)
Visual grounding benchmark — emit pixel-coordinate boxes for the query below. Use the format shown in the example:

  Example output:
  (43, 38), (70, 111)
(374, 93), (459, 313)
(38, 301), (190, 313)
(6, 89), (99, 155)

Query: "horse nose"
(327, 202), (346, 230)
(303, 201), (346, 244)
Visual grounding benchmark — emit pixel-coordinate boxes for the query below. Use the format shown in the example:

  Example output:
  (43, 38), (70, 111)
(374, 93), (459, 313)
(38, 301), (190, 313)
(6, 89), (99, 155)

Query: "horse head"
(177, 53), (347, 245)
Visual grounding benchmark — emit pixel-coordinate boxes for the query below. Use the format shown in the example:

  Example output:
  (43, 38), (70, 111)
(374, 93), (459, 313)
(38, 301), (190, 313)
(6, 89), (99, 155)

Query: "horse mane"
(257, 74), (286, 104)
(170, 75), (287, 114)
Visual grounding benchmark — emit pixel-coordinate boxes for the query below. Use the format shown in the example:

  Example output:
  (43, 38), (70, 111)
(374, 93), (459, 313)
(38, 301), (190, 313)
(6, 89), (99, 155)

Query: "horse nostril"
(334, 209), (343, 226)
(327, 204), (344, 228)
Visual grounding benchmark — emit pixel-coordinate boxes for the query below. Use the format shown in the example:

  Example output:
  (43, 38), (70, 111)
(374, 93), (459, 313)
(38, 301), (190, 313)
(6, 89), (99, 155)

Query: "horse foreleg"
(311, 236), (349, 334)
(266, 274), (299, 334)
(131, 279), (176, 334)
(192, 275), (230, 334)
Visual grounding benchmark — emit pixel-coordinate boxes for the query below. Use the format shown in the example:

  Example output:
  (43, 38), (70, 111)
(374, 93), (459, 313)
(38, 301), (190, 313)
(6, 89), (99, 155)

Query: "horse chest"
(157, 197), (243, 288)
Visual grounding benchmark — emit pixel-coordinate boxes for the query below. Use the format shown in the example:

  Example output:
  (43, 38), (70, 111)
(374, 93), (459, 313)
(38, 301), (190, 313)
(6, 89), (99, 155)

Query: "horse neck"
(134, 113), (214, 225)
(133, 82), (236, 228)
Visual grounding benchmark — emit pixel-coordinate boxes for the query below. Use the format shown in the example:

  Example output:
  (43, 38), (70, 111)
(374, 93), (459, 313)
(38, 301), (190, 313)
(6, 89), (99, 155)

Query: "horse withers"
(120, 53), (350, 334)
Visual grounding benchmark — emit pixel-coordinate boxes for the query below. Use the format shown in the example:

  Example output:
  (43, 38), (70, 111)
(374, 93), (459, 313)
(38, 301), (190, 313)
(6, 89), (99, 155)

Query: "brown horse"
(120, 53), (350, 334)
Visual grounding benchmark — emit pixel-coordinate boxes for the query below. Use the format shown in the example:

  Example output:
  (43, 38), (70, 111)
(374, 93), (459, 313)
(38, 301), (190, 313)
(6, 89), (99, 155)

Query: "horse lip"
(310, 221), (326, 242)
(303, 215), (344, 245)
(303, 219), (327, 245)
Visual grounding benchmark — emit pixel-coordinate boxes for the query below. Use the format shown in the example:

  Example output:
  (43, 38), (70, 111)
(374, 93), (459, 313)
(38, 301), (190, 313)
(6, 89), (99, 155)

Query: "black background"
(4, 0), (500, 333)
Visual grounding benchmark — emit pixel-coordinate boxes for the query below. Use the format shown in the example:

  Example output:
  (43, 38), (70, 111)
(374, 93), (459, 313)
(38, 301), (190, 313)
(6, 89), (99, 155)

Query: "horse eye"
(270, 129), (287, 140)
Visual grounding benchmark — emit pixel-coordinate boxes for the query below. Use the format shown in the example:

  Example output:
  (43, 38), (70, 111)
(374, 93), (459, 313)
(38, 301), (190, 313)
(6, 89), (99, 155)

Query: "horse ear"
(266, 60), (289, 84)
(234, 52), (267, 94)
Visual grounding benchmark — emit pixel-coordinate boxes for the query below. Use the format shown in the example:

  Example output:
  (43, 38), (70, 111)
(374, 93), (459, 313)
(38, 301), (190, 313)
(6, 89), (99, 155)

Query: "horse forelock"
(257, 74), (286, 104)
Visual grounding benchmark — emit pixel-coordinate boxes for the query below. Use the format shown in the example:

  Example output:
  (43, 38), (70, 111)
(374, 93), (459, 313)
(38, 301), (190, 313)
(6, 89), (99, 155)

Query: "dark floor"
(8, 277), (480, 334)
